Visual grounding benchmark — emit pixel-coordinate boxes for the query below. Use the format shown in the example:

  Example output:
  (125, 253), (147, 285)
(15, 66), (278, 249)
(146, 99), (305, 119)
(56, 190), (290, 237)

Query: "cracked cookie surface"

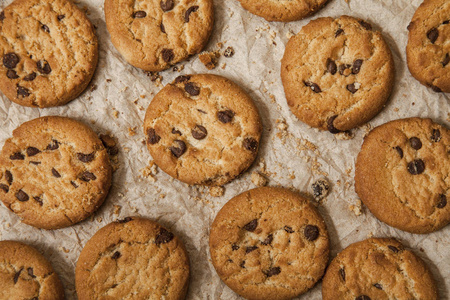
(105, 0), (214, 71)
(0, 116), (112, 229)
(209, 187), (329, 300)
(143, 74), (262, 186)
(0, 0), (98, 107)
(281, 16), (394, 132)
(355, 118), (450, 234)
(0, 240), (64, 300)
(407, 0), (450, 93)
(322, 238), (438, 300)
(237, 0), (329, 22)
(75, 217), (190, 300)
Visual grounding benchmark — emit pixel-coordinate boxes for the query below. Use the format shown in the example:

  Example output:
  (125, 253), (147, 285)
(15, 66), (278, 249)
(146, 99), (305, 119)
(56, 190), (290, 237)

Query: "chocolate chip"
(33, 196), (43, 206)
(352, 59), (363, 74)
(442, 53), (450, 67)
(339, 268), (345, 281)
(133, 11), (147, 18)
(437, 194), (447, 208)
(77, 152), (95, 163)
(16, 189), (29, 202)
(312, 179), (330, 200)
(335, 28), (344, 37)
(155, 228), (174, 245)
(160, 22), (166, 33)
(174, 75), (191, 83)
(444, 20), (450, 25)
(346, 83), (358, 93)
(13, 268), (23, 284)
(304, 225), (319, 241)
(10, 152), (24, 160)
(243, 138), (258, 152)
(3, 53), (19, 69)
(407, 159), (425, 175)
(217, 110), (235, 123)
(170, 140), (187, 158)
(327, 59), (337, 75)
(107, 146), (119, 156)
(70, 181), (78, 188)
(161, 48), (174, 62)
(17, 85), (30, 97)
(246, 246), (258, 253)
(394, 146), (403, 158)
(185, 82), (200, 96)
(388, 245), (399, 253)
(261, 234), (273, 245)
(117, 217), (133, 223)
(37, 60), (51, 74)
(172, 128), (182, 135)
(409, 137), (422, 150)
(232, 244), (239, 251)
(147, 128), (161, 144)
(57, 15), (65, 21)
(240, 261), (246, 268)
(373, 283), (382, 290)
(27, 267), (36, 278)
(284, 226), (294, 233)
(0, 184), (9, 193)
(27, 147), (40, 156)
(184, 6), (199, 22)
(427, 28), (439, 44)
(52, 168), (61, 178)
(192, 125), (207, 140)
(46, 140), (59, 150)
(160, 0), (174, 11)
(41, 24), (50, 33)
(265, 266), (281, 277)
(29, 161), (41, 165)
(304, 81), (321, 93)
(355, 296), (371, 300)
(197, 109), (207, 114)
(359, 20), (372, 30)
(243, 219), (257, 232)
(80, 171), (96, 181)
(0, 12), (4, 21)
(224, 47), (235, 57)
(6, 70), (18, 79)
(431, 129), (441, 142)
(23, 72), (37, 81)
(327, 115), (341, 134)
(111, 251), (121, 259)
(5, 170), (12, 185)
(431, 85), (442, 93)
(339, 64), (351, 75)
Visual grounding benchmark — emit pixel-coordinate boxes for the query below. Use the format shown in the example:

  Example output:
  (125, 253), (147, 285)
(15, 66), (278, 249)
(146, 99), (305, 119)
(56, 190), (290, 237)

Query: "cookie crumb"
(128, 127), (137, 136)
(209, 186), (224, 197)
(96, 217), (103, 223)
(146, 71), (163, 82)
(349, 199), (362, 216)
(112, 109), (119, 119)
(223, 46), (235, 57)
(367, 232), (374, 238)
(173, 64), (184, 72)
(199, 51), (220, 70)
(311, 178), (330, 201)
(90, 84), (97, 92)
(113, 205), (122, 215)
(106, 79), (112, 83)
(335, 130), (355, 140)
(140, 160), (158, 182)
(216, 42), (224, 49)
(251, 171), (268, 187)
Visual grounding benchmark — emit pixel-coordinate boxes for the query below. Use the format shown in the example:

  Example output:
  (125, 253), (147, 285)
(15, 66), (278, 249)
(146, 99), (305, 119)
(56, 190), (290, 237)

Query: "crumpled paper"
(0, 0), (448, 299)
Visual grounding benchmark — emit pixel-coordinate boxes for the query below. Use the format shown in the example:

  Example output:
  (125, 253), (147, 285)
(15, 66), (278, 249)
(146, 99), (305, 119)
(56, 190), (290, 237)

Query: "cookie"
(281, 16), (395, 133)
(322, 238), (438, 300)
(0, 0), (98, 108)
(104, 0), (214, 72)
(237, 0), (329, 22)
(75, 217), (190, 300)
(407, 0), (450, 93)
(0, 240), (64, 300)
(143, 74), (262, 186)
(209, 187), (329, 300)
(355, 118), (450, 234)
(0, 116), (112, 229)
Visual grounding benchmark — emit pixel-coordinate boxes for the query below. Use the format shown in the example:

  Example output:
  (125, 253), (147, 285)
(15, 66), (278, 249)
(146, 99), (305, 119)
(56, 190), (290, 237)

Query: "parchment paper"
(0, 0), (448, 299)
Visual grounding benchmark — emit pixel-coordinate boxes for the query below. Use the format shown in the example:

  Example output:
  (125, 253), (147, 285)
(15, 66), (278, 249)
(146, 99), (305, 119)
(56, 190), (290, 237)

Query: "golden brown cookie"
(75, 217), (190, 300)
(143, 74), (262, 186)
(104, 0), (214, 72)
(0, 116), (112, 229)
(0, 0), (98, 107)
(0, 240), (64, 300)
(322, 238), (438, 300)
(281, 16), (395, 133)
(355, 118), (449, 234)
(209, 187), (329, 300)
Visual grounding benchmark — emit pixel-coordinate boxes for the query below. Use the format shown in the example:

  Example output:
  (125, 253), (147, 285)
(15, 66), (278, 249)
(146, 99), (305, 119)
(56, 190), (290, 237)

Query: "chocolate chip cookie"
(355, 118), (449, 234)
(237, 0), (329, 22)
(322, 238), (438, 300)
(143, 74), (262, 186)
(281, 16), (395, 133)
(0, 0), (98, 107)
(105, 0), (214, 71)
(209, 187), (329, 300)
(0, 240), (64, 300)
(0, 116), (112, 229)
(407, 0), (450, 93)
(75, 217), (190, 300)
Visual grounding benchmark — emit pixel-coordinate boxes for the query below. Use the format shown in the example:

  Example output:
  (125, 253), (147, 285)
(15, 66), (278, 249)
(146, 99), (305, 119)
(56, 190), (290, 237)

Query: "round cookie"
(0, 116), (112, 229)
(104, 0), (214, 72)
(75, 217), (190, 300)
(209, 187), (329, 300)
(407, 0), (450, 93)
(322, 238), (438, 300)
(0, 240), (64, 300)
(0, 0), (98, 108)
(355, 118), (450, 234)
(236, 0), (329, 22)
(143, 74), (262, 186)
(281, 16), (395, 133)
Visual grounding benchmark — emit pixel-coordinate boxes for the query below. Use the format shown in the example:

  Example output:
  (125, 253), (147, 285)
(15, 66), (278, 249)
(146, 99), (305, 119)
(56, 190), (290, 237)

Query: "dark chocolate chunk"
(172, 128), (182, 135)
(352, 59), (363, 74)
(33, 196), (43, 206)
(304, 225), (319, 241)
(27, 267), (36, 278)
(431, 85), (442, 93)
(327, 115), (341, 134)
(23, 72), (37, 81)
(409, 137), (422, 150)
(27, 147), (40, 156)
(427, 28), (439, 44)
(0, 11), (5, 21)
(407, 159), (425, 175)
(41, 24), (50, 33)
(70, 181), (78, 188)
(5, 170), (12, 185)
(37, 60), (51, 74)
(431, 129), (441, 142)
(394, 146), (403, 158)
(10, 152), (24, 160)
(327, 59), (337, 75)
(160, 22), (166, 33)
(57, 15), (65, 21)
(0, 184), (9, 193)
(80, 171), (96, 182)
(6, 69), (18, 79)
(388, 245), (399, 253)
(312, 179), (330, 200)
(339, 64), (351, 75)
(373, 283), (382, 290)
(3, 53), (19, 69)
(46, 140), (59, 150)
(184, 6), (199, 22)
(346, 83), (358, 94)
(13, 268), (23, 284)
(304, 81), (322, 93)
(147, 128), (161, 144)
(224, 47), (235, 57)
(243, 219), (257, 232)
(117, 217), (133, 223)
(29, 161), (41, 165)
(261, 234), (273, 245)
(52, 168), (61, 178)
(160, 0), (174, 12)
(284, 226), (294, 233)
(243, 137), (258, 152)
(170, 140), (187, 158)
(442, 53), (450, 67)
(174, 75), (191, 83)
(359, 20), (372, 30)
(437, 194), (447, 208)
(232, 244), (239, 251)
(16, 189), (29, 202)
(217, 110), (235, 123)
(335, 28), (344, 37)
(192, 125), (207, 140)
(184, 82), (200, 96)
(240, 261), (246, 268)
(197, 109), (207, 114)
(133, 11), (147, 18)
(339, 268), (345, 281)
(246, 246), (258, 253)
(265, 266), (281, 277)
(17, 85), (30, 97)
(355, 296), (371, 300)
(77, 152), (95, 163)
(161, 48), (174, 62)
(155, 228), (174, 245)
(111, 251), (121, 259)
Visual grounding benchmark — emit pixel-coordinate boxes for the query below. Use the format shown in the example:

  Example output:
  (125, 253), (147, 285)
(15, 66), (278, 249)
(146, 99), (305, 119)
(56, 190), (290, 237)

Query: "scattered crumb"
(223, 46), (235, 58)
(5, 223), (10, 228)
(113, 205), (122, 215)
(120, 86), (128, 92)
(349, 199), (362, 216)
(393, 107), (399, 112)
(123, 147), (131, 153)
(276, 119), (288, 131)
(128, 127), (137, 136)
(335, 130), (355, 140)
(90, 84), (97, 92)
(216, 42), (224, 49)
(367, 232), (374, 238)
(173, 64), (184, 72)
(140, 160), (158, 182)
(106, 79), (112, 83)
(97, 217), (103, 223)
(140, 95), (146, 98)
(251, 171), (268, 187)
(112, 109), (119, 119)
(209, 186), (224, 197)
(269, 94), (276, 103)
(311, 178), (330, 201)
(159, 193), (166, 198)
(221, 63), (227, 70)
(286, 30), (295, 39)
(60, 247), (70, 253)
(199, 51), (220, 70)
(146, 71), (163, 83)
